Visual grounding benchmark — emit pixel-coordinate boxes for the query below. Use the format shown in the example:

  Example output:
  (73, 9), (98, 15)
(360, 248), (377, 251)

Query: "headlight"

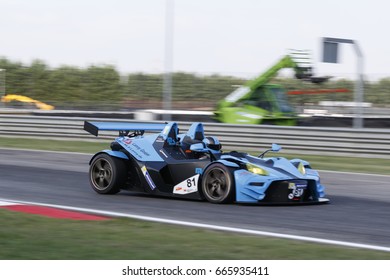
(246, 163), (269, 176)
(297, 162), (306, 175)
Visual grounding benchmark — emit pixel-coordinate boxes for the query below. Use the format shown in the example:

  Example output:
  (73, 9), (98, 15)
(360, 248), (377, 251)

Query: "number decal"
(187, 178), (196, 188)
(288, 182), (307, 200)
(174, 175), (199, 194)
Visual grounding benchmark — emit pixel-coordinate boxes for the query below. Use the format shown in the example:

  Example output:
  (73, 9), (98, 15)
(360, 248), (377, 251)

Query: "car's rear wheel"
(201, 163), (234, 204)
(89, 153), (127, 194)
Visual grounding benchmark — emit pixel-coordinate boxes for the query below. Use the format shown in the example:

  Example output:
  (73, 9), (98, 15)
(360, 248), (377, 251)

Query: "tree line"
(1, 57), (389, 110)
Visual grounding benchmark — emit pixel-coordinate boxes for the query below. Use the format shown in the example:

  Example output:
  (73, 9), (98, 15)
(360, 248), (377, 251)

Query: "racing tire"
(201, 163), (235, 204)
(89, 153), (127, 194)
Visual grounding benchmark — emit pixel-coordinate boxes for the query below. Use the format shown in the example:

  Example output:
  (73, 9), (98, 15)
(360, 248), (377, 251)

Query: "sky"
(0, 0), (389, 80)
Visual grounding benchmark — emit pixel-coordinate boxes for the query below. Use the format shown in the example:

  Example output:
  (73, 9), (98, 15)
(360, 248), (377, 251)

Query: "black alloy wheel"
(89, 153), (127, 194)
(201, 163), (234, 204)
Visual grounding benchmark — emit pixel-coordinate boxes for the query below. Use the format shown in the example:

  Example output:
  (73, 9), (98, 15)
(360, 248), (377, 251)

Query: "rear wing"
(84, 121), (166, 136)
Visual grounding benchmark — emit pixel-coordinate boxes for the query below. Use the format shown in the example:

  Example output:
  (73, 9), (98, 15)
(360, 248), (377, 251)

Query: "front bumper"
(234, 170), (329, 204)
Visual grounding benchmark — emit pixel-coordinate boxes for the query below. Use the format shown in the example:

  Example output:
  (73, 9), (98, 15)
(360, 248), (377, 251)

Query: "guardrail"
(1, 115), (390, 158)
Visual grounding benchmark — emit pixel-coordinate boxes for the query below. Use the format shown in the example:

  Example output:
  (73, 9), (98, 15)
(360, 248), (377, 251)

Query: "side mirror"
(258, 143), (282, 158)
(271, 143), (281, 152)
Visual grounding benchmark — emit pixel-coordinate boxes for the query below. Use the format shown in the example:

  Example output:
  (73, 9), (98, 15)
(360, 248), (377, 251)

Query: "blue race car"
(84, 121), (329, 204)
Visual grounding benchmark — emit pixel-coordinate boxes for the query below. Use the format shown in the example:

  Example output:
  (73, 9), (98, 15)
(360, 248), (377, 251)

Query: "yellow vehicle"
(1, 94), (54, 110)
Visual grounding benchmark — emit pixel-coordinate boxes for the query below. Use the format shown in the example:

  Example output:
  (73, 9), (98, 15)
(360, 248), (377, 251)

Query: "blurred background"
(3, 60), (385, 110)
(0, 0), (390, 123)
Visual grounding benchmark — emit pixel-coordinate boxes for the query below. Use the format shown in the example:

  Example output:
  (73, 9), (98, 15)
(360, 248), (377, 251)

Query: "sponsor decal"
(141, 166), (157, 190)
(119, 139), (153, 160)
(131, 143), (150, 156)
(195, 168), (203, 174)
(173, 174), (199, 195)
(288, 182), (307, 200)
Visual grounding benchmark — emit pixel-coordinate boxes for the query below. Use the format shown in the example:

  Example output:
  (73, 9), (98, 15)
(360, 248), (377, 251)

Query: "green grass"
(276, 152), (390, 175)
(1, 136), (389, 175)
(0, 136), (108, 154)
(0, 210), (389, 260)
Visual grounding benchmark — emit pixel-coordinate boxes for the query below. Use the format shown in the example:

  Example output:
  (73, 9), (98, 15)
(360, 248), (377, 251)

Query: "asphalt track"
(1, 148), (390, 248)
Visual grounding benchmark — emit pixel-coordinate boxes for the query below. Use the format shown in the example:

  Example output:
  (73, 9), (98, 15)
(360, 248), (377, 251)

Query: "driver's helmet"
(203, 136), (222, 151)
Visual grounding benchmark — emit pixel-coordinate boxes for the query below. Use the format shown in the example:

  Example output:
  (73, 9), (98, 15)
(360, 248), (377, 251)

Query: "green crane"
(215, 50), (328, 125)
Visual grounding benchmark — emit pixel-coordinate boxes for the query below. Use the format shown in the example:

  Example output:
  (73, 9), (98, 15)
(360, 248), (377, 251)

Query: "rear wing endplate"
(84, 121), (166, 136)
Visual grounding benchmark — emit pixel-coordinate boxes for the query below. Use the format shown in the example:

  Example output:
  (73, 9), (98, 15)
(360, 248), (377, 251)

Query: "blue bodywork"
(227, 155), (326, 203)
(84, 121), (328, 204)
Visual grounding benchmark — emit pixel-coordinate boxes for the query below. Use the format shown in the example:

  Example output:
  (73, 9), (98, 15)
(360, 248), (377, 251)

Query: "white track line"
(1, 198), (390, 253)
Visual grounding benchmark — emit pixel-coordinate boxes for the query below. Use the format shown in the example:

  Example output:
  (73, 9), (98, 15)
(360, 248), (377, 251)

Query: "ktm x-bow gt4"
(84, 121), (329, 204)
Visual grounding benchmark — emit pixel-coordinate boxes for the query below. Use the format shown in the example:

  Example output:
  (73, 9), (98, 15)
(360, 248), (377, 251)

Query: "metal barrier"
(1, 115), (390, 158)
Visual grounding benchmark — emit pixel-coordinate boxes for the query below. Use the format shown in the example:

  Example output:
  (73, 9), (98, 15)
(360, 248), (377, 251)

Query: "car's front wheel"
(201, 163), (235, 204)
(89, 153), (127, 194)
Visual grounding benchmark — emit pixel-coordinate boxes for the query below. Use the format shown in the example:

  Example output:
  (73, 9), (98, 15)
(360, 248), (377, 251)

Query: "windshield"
(270, 87), (294, 113)
(244, 88), (273, 111)
(244, 87), (295, 113)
